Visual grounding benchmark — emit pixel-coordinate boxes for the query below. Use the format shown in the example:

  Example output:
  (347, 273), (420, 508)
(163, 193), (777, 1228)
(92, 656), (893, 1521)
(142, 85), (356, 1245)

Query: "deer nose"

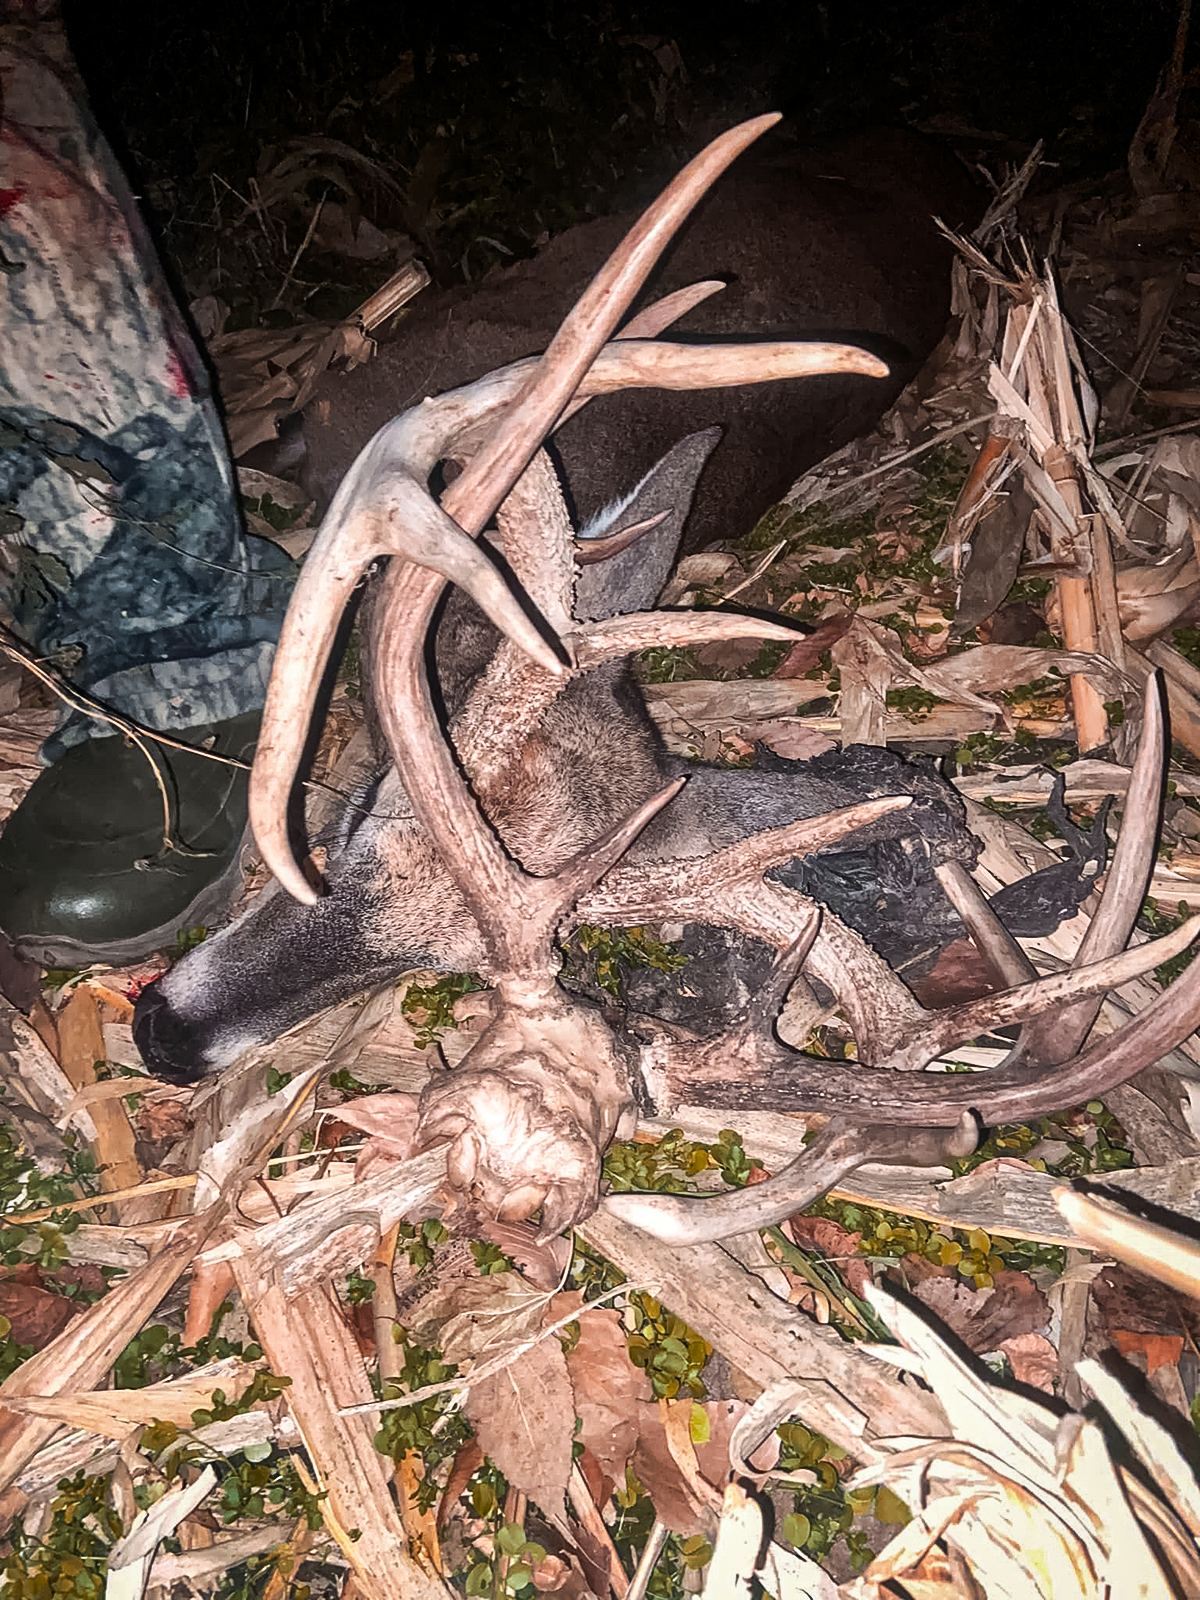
(132, 982), (212, 1084)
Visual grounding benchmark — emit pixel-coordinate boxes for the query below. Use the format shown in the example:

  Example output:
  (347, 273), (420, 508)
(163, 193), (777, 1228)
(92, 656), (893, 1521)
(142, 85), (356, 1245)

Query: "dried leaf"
(1092, 1264), (1200, 1344)
(1110, 1328), (1185, 1376)
(335, 1091), (424, 1180)
(693, 638), (766, 672)
(477, 1219), (571, 1290)
(337, 1093), (422, 1151)
(632, 1400), (714, 1533)
(694, 1398), (778, 1482)
(912, 1269), (1049, 1355)
(997, 1332), (1058, 1393)
(464, 1331), (574, 1516)
(783, 1215), (870, 1298)
(752, 720), (837, 761)
(437, 1440), (484, 1531)
(953, 480), (1033, 638)
(631, 1397), (765, 1535)
(561, 1297), (652, 1488)
(0, 1278), (76, 1349)
(412, 1271), (550, 1365)
(134, 1097), (194, 1147)
(773, 614), (854, 678)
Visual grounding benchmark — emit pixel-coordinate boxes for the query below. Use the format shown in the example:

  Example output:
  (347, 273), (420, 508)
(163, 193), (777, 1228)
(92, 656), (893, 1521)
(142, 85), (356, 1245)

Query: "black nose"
(132, 982), (211, 1084)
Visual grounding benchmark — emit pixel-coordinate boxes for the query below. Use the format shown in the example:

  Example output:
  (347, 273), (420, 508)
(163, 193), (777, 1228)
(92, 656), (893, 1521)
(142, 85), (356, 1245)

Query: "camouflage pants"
(0, 3), (291, 763)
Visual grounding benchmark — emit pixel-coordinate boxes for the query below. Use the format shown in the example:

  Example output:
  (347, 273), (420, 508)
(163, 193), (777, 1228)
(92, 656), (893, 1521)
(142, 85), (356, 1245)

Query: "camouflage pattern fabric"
(0, 2), (292, 762)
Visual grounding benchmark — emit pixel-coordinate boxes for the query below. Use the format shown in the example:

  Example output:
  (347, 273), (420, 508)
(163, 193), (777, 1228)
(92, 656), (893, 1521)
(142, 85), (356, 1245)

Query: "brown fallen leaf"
(558, 1294), (651, 1492)
(907, 937), (998, 1009)
(911, 1269), (1049, 1355)
(464, 1332), (575, 1518)
(783, 1214), (872, 1299)
(979, 601), (1047, 646)
(694, 1398), (779, 1483)
(752, 720), (838, 761)
(331, 1091), (423, 1179)
(135, 1097), (194, 1149)
(630, 1396), (775, 1535)
(1110, 1328), (1186, 1376)
(336, 1094), (423, 1150)
(412, 1271), (550, 1365)
(998, 1332), (1059, 1392)
(437, 1439), (484, 1531)
(693, 637), (766, 672)
(0, 1276), (76, 1349)
(574, 1446), (609, 1513)
(476, 1220), (571, 1291)
(632, 1399), (714, 1534)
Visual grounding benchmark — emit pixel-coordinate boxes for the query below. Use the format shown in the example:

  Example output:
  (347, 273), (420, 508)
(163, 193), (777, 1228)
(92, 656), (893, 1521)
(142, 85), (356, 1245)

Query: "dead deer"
(134, 122), (981, 1082)
(137, 117), (1200, 1243)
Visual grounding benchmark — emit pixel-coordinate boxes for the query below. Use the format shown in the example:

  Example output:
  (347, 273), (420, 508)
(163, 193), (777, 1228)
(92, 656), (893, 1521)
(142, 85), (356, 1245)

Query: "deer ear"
(573, 426), (722, 620)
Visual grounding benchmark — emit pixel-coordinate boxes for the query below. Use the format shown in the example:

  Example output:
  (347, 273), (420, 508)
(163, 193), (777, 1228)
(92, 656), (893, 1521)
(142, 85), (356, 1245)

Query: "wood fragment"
(576, 1210), (950, 1465)
(1045, 446), (1108, 751)
(235, 1278), (449, 1600)
(1055, 1187), (1200, 1300)
(55, 986), (145, 1222)
(0, 1203), (226, 1494)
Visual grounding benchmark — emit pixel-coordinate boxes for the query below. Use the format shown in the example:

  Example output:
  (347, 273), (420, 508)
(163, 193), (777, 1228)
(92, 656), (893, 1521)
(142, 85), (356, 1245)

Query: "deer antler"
(250, 115), (1200, 1243)
(253, 350), (881, 904)
(601, 675), (1200, 1240)
(250, 114), (886, 904)
(248, 117), (890, 1232)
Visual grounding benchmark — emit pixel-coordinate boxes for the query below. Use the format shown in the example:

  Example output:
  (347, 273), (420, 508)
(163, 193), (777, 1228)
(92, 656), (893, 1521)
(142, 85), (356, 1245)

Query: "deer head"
(241, 117), (1200, 1242)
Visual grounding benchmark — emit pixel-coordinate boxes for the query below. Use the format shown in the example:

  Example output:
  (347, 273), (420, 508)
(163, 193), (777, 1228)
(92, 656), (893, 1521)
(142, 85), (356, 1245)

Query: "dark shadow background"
(60, 1), (1190, 312)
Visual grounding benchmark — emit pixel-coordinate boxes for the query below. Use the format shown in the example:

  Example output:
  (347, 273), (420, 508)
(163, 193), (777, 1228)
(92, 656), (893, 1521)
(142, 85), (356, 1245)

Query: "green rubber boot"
(0, 713), (260, 967)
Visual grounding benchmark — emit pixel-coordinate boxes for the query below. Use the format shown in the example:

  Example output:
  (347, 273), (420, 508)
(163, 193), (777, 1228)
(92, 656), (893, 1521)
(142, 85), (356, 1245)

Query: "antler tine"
(872, 915), (1200, 1073)
(656, 922), (1200, 1126)
(443, 115), (782, 523)
(559, 278), (727, 433)
(579, 797), (913, 943)
(934, 859), (1037, 989)
(439, 280), (815, 799)
(605, 1114), (980, 1245)
(253, 351), (883, 903)
(488, 285), (733, 620)
(1015, 670), (1166, 1066)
